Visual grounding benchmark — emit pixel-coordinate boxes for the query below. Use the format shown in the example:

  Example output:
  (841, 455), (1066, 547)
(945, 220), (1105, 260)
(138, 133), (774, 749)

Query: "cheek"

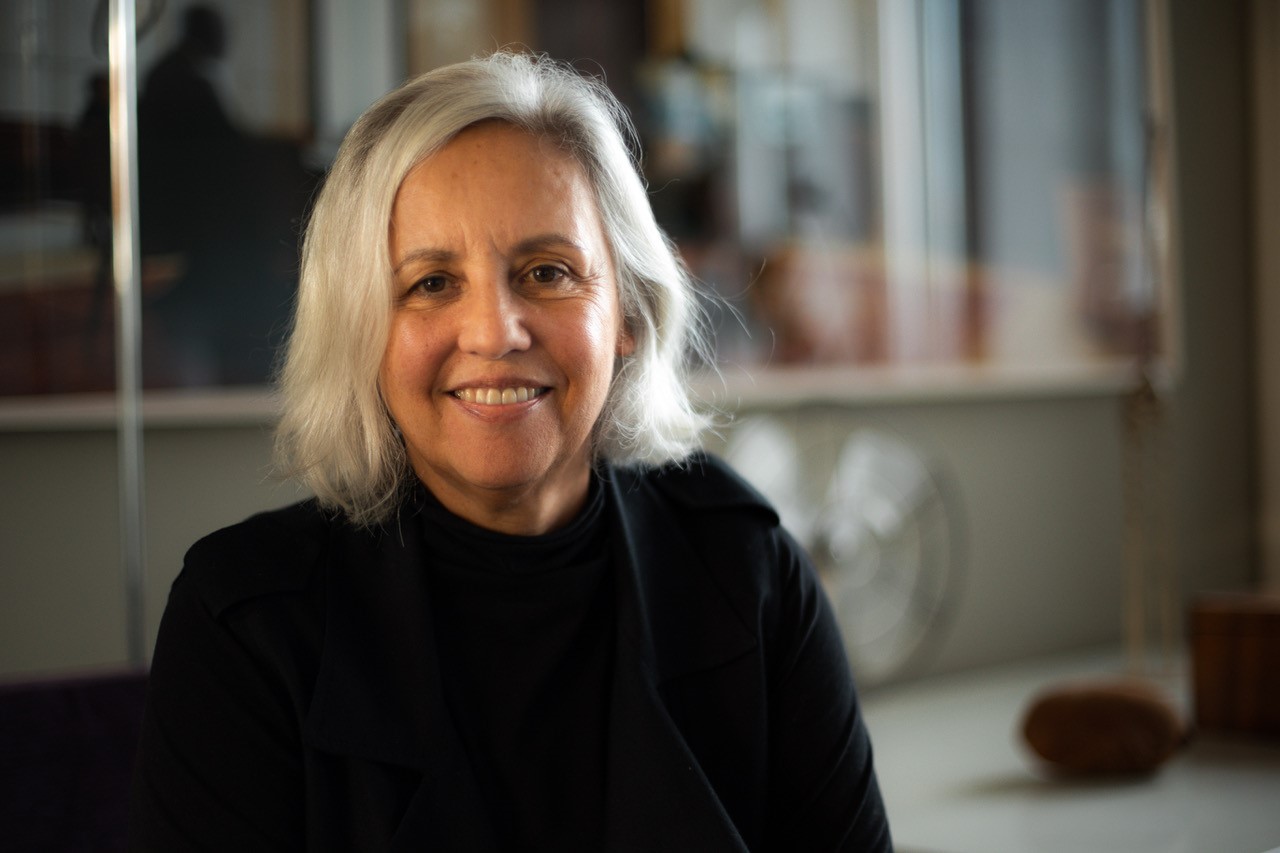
(580, 294), (626, 360)
(575, 316), (621, 387)
(379, 330), (406, 394)
(380, 317), (435, 397)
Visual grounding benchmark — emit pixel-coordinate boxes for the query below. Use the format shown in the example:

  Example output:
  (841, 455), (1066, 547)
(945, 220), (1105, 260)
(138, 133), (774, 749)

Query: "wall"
(704, 393), (1130, 677)
(0, 389), (1132, 681)
(0, 423), (305, 676)
(1253, 0), (1280, 589)
(1166, 0), (1257, 595)
(0, 0), (1259, 682)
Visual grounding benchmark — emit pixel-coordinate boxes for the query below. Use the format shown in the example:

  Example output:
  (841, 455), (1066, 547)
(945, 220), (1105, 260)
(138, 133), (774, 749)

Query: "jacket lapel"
(301, 509), (501, 850)
(603, 466), (756, 852)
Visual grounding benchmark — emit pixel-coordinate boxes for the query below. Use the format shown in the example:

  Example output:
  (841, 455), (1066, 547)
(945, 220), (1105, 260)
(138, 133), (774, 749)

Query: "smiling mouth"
(453, 386), (548, 405)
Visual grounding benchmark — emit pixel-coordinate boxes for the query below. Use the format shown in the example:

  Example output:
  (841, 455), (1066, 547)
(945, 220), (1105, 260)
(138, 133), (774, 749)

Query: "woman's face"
(381, 122), (633, 534)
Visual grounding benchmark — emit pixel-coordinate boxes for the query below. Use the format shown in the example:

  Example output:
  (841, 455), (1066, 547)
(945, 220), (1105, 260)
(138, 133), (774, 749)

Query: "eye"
(526, 264), (567, 285)
(411, 274), (449, 294)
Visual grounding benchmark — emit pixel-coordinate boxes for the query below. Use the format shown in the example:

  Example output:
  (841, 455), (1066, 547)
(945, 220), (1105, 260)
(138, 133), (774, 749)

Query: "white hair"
(275, 51), (713, 525)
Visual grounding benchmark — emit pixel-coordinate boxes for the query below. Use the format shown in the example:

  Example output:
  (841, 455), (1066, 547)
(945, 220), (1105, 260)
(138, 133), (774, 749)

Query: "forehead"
(401, 122), (582, 198)
(390, 122), (605, 247)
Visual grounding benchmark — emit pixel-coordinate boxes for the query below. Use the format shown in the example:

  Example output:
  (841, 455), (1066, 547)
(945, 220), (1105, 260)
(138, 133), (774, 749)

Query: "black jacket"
(129, 454), (891, 851)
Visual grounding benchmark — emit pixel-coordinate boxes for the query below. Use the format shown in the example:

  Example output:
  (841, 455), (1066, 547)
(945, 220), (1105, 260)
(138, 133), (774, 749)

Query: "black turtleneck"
(418, 474), (614, 851)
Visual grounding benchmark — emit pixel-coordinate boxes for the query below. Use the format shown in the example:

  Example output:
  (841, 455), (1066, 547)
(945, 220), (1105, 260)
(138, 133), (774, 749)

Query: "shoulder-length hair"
(275, 51), (713, 526)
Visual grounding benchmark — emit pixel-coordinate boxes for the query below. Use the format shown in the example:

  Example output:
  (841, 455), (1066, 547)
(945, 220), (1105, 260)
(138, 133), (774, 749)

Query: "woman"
(129, 52), (891, 852)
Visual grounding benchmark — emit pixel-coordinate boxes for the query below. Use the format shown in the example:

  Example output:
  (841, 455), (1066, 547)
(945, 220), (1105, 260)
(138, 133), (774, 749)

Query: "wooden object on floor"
(1190, 591), (1280, 735)
(1021, 677), (1186, 774)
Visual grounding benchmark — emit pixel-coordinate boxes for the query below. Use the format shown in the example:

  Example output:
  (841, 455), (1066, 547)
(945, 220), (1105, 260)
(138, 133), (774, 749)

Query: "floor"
(860, 649), (1280, 853)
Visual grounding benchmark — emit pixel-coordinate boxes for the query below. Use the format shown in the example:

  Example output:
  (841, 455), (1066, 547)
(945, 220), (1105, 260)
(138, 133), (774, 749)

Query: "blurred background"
(1, 0), (1277, 847)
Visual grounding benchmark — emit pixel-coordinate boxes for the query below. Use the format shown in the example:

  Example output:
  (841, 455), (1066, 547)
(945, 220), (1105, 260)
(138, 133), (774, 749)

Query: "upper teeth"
(455, 387), (543, 405)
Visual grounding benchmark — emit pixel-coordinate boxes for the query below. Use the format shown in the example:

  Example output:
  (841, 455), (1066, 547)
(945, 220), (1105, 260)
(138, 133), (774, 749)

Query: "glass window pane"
(634, 0), (1163, 373)
(3, 0), (1170, 400)
(0, 0), (128, 675)
(135, 0), (314, 387)
(0, 1), (117, 396)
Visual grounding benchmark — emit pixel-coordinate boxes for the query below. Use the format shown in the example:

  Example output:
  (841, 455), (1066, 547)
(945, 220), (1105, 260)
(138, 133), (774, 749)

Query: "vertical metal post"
(108, 0), (147, 666)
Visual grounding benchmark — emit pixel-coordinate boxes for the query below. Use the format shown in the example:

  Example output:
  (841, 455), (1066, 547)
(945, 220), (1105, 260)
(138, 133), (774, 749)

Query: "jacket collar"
(604, 462), (758, 685)
(302, 464), (755, 850)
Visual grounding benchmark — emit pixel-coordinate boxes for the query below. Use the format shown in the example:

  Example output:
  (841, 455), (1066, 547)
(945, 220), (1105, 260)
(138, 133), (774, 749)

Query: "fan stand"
(1121, 369), (1180, 676)
(1019, 370), (1187, 776)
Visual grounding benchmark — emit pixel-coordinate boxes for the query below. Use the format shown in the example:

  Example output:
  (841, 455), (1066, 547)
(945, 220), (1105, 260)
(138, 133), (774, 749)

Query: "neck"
(416, 467), (593, 536)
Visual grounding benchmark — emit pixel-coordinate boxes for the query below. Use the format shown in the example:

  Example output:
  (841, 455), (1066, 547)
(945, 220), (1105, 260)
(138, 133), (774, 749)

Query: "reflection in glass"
(1, 2), (115, 395)
(1, 0), (1167, 398)
(0, 0), (313, 396)
(136, 4), (313, 387)
(636, 0), (1161, 373)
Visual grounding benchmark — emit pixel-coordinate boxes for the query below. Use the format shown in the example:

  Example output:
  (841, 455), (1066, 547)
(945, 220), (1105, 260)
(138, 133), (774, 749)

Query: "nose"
(457, 276), (532, 359)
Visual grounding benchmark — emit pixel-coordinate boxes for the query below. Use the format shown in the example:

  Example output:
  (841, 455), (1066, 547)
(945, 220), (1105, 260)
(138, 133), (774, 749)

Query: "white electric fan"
(724, 413), (961, 685)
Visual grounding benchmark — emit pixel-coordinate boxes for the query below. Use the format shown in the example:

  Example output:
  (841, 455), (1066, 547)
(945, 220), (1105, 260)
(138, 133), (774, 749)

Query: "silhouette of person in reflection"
(142, 5), (236, 142)
(139, 4), (307, 387)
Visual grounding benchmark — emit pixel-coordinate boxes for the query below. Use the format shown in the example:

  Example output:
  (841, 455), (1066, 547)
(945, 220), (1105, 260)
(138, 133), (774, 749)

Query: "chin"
(455, 455), (566, 494)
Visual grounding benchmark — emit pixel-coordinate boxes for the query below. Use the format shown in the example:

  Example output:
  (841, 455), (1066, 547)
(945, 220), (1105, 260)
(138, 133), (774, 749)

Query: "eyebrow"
(392, 247), (457, 276)
(391, 233), (590, 276)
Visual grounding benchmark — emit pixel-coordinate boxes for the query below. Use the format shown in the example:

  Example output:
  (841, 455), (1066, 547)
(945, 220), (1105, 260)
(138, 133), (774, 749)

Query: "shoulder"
(612, 451), (781, 525)
(609, 452), (808, 602)
(178, 498), (334, 618)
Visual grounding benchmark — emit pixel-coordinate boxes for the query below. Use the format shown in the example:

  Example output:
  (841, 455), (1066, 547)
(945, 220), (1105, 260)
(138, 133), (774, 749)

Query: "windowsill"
(695, 356), (1168, 408)
(0, 357), (1172, 432)
(0, 387), (280, 432)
